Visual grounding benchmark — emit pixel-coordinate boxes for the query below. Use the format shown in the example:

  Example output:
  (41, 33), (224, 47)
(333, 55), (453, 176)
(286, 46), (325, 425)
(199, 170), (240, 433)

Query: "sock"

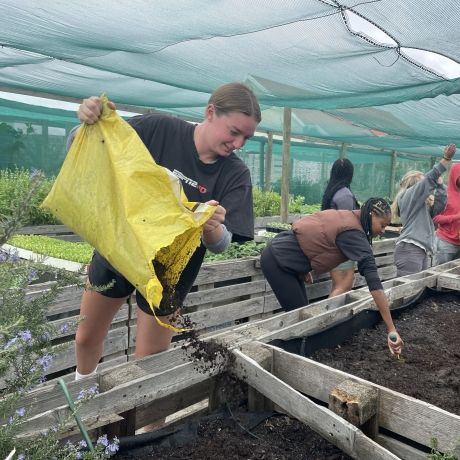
(75, 366), (98, 381)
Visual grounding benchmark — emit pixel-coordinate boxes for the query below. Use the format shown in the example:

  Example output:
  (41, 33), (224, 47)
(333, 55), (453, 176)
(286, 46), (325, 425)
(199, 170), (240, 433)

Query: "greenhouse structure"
(0, 2), (459, 459)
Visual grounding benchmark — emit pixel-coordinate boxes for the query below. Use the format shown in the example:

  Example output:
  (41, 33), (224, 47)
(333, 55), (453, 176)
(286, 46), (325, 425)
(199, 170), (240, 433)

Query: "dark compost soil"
(115, 291), (459, 459)
(311, 291), (460, 415)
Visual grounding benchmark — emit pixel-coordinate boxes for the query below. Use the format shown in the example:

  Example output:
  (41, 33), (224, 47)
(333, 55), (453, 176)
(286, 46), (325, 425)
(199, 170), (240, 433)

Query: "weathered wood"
(269, 345), (460, 454)
(184, 280), (266, 307)
(49, 304), (128, 340)
(17, 225), (74, 235)
(257, 299), (374, 343)
(232, 347), (399, 460)
(329, 379), (379, 429)
(240, 343), (273, 412)
(375, 434), (429, 460)
(194, 258), (260, 285)
(48, 327), (128, 375)
(134, 381), (210, 429)
(13, 347), (189, 420)
(437, 272), (460, 290)
(16, 360), (217, 439)
(188, 297), (264, 330)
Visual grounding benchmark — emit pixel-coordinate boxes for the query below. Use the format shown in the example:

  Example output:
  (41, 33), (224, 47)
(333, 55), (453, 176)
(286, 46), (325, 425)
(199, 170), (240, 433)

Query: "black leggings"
(260, 244), (309, 312)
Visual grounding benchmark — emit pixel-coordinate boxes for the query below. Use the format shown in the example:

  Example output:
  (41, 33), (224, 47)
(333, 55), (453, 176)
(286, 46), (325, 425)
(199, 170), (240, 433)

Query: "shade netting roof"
(0, 1), (459, 155)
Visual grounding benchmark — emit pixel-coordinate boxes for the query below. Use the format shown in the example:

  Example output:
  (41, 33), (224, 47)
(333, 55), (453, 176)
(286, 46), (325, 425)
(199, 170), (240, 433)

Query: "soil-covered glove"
(443, 144), (456, 160)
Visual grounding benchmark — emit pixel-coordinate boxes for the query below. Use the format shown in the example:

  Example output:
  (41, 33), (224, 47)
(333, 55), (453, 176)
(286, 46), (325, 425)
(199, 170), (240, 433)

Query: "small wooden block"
(329, 379), (378, 427)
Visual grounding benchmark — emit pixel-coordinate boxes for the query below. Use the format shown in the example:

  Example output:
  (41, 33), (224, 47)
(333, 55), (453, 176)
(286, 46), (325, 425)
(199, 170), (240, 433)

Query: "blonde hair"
(391, 170), (424, 221)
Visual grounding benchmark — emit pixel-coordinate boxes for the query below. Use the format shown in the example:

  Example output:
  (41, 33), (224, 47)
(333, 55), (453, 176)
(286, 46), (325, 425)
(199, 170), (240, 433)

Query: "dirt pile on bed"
(311, 291), (460, 414)
(116, 411), (351, 460)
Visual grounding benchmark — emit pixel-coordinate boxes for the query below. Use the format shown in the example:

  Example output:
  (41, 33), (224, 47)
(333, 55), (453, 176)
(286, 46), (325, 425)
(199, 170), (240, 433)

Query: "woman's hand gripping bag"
(41, 97), (215, 329)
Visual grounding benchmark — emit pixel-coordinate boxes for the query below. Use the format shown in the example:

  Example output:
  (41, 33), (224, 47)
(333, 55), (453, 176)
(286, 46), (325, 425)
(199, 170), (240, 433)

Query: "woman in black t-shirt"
(321, 158), (359, 297)
(73, 83), (261, 381)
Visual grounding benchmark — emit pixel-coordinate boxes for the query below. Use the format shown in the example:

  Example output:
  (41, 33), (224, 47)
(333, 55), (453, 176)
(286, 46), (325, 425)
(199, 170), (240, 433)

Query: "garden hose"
(58, 378), (95, 452)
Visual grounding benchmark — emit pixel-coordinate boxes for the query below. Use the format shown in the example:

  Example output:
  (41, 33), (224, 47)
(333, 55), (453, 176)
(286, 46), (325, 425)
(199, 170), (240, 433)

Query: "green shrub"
(253, 188), (320, 217)
(0, 168), (59, 225)
(253, 188), (281, 217)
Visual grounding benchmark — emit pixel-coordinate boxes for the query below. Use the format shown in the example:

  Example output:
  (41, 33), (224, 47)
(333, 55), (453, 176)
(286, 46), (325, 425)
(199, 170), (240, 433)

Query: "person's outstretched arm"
(336, 230), (403, 354)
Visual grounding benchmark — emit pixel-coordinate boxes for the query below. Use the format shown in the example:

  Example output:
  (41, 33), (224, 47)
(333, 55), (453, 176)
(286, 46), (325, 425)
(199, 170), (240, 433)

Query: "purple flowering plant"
(0, 169), (94, 459)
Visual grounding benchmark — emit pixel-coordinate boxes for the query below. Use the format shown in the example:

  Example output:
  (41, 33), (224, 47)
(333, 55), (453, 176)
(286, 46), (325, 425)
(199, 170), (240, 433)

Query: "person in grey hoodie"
(391, 144), (456, 276)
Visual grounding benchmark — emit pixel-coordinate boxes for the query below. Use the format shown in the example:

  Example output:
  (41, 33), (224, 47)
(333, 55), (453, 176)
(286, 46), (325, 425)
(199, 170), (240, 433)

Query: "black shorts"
(87, 252), (177, 317)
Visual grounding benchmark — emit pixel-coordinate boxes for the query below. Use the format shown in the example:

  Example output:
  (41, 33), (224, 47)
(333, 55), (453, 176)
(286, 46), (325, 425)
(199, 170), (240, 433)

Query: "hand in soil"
(387, 330), (403, 355)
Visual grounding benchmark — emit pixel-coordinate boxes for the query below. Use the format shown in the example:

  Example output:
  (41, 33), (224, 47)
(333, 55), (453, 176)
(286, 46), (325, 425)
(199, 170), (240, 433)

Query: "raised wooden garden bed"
(6, 234), (460, 459)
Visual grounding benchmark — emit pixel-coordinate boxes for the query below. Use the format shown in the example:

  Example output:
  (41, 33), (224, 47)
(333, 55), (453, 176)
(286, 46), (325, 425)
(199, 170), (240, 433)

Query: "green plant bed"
(8, 235), (268, 264)
(8, 235), (93, 264)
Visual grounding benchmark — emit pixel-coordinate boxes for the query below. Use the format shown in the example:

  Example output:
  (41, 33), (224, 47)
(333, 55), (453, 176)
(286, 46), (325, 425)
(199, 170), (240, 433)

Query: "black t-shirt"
(96, 113), (254, 299)
(71, 114), (254, 302)
(128, 113), (254, 242)
(335, 230), (382, 291)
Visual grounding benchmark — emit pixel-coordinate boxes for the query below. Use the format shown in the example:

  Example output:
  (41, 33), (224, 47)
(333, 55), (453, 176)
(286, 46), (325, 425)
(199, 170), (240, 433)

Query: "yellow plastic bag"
(42, 97), (214, 329)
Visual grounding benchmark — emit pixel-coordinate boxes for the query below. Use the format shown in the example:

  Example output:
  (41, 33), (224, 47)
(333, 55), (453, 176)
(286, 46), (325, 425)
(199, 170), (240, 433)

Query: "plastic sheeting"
(0, 1), (459, 175)
(41, 98), (215, 321)
(0, 1), (459, 110)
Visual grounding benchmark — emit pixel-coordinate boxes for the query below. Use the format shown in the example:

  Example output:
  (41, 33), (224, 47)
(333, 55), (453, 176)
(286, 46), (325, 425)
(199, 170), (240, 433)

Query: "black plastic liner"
(270, 287), (428, 357)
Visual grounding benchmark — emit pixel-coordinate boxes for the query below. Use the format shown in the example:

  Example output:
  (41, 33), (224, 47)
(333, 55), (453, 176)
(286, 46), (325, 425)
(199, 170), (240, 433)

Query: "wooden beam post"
(258, 139), (265, 189)
(339, 143), (348, 159)
(389, 150), (397, 200)
(240, 342), (274, 412)
(329, 379), (379, 438)
(264, 132), (273, 192)
(281, 108), (291, 224)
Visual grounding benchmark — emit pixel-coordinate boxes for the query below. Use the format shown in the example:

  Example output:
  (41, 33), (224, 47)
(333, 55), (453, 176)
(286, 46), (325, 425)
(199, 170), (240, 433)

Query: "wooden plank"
(49, 304), (128, 340)
(232, 347), (399, 460)
(48, 327), (128, 374)
(13, 348), (189, 419)
(257, 298), (375, 343)
(184, 280), (266, 307)
(376, 434), (428, 460)
(437, 273), (460, 290)
(16, 360), (216, 439)
(188, 297), (265, 330)
(17, 225), (74, 235)
(134, 381), (210, 429)
(372, 239), (397, 256)
(194, 258), (260, 285)
(269, 345), (460, 454)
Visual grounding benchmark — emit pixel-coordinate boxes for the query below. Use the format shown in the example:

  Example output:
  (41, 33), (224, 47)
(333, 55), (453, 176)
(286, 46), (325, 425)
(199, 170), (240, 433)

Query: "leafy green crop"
(9, 235), (93, 263)
(204, 240), (266, 262)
